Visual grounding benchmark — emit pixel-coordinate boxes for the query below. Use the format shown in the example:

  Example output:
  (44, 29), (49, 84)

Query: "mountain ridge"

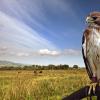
(0, 60), (23, 66)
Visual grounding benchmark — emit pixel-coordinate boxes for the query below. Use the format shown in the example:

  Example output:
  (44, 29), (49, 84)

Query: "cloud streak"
(63, 49), (81, 56)
(16, 53), (29, 57)
(38, 49), (81, 56)
(0, 11), (56, 49)
(0, 0), (76, 40)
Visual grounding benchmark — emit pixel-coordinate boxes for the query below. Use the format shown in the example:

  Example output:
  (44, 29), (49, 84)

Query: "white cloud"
(38, 49), (60, 56)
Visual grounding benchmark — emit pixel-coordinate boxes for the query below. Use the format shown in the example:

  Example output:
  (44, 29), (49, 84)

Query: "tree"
(73, 65), (79, 69)
(62, 64), (69, 69)
(48, 64), (55, 70)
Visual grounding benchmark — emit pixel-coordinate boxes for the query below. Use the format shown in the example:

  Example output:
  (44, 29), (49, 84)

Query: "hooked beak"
(86, 16), (94, 24)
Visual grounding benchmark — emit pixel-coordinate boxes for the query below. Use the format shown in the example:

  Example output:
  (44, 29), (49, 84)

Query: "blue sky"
(0, 0), (100, 66)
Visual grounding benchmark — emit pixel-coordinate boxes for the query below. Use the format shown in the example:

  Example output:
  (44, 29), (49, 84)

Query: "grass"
(0, 69), (91, 100)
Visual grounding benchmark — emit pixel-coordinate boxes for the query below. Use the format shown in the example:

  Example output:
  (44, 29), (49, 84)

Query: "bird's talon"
(88, 83), (97, 95)
(93, 83), (97, 94)
(88, 84), (92, 95)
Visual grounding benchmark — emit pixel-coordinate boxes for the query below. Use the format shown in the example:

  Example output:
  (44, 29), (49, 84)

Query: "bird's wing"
(82, 32), (93, 80)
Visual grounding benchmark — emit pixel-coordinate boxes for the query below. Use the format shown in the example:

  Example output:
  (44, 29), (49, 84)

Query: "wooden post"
(62, 84), (100, 100)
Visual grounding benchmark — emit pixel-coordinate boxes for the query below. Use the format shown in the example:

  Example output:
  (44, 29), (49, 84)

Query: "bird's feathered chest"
(86, 28), (100, 62)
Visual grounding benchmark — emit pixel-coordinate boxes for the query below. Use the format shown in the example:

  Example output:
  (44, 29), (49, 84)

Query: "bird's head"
(86, 12), (100, 27)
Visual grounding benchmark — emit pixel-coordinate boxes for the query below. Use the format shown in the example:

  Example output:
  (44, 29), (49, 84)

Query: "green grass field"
(0, 69), (91, 100)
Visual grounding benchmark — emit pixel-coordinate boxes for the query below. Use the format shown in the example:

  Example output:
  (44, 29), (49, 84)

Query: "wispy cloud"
(0, 10), (58, 62)
(0, 11), (56, 49)
(37, 49), (81, 56)
(0, 46), (7, 51)
(44, 0), (74, 14)
(0, 0), (76, 40)
(63, 49), (81, 56)
(16, 53), (29, 57)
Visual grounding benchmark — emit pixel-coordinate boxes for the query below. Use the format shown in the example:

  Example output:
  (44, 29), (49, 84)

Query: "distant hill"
(0, 60), (23, 67)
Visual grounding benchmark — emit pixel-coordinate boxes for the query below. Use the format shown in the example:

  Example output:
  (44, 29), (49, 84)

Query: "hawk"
(82, 12), (100, 94)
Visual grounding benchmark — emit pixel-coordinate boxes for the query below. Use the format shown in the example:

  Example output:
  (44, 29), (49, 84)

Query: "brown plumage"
(82, 12), (100, 82)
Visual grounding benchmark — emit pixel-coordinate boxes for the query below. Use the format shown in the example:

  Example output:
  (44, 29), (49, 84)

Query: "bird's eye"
(92, 16), (97, 20)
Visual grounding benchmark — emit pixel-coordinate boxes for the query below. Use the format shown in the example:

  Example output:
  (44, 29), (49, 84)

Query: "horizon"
(0, 60), (85, 67)
(0, 0), (99, 66)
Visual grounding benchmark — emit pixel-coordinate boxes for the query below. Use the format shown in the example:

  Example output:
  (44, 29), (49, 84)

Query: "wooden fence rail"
(62, 84), (100, 100)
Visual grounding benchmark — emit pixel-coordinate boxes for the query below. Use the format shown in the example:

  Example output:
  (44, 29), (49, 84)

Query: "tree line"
(0, 64), (79, 70)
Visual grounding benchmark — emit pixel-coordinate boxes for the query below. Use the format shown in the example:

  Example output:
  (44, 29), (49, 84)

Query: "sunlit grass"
(0, 69), (90, 100)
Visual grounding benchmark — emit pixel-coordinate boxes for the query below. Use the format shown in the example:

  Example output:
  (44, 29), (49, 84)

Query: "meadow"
(0, 69), (91, 100)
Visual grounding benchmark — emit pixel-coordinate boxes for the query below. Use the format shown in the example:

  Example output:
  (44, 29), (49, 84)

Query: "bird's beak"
(86, 16), (94, 24)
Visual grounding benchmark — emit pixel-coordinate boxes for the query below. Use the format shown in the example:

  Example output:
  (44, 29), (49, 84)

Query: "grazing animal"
(39, 70), (42, 73)
(82, 11), (100, 94)
(18, 71), (21, 74)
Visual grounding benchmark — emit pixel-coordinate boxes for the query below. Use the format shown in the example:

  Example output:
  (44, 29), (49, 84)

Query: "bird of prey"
(82, 12), (100, 94)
